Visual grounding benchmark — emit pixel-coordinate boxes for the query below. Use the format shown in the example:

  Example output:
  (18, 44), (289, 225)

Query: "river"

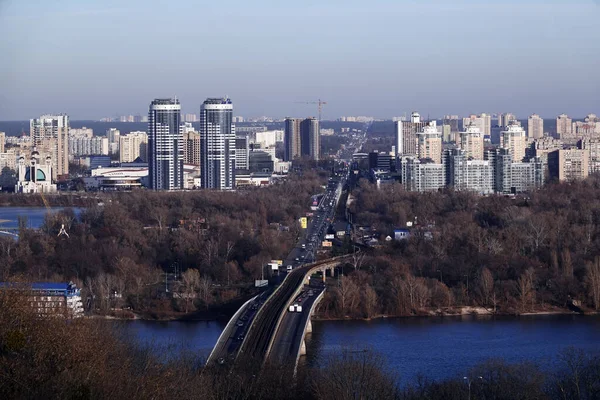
(0, 207), (82, 231)
(121, 314), (600, 383)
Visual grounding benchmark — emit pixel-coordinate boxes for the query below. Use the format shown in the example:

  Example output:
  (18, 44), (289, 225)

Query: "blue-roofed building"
(0, 281), (84, 318)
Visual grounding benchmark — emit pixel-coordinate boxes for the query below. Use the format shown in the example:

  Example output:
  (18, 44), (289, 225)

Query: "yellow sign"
(300, 217), (308, 229)
(271, 259), (283, 266)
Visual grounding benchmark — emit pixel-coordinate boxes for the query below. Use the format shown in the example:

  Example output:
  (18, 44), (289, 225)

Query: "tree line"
(318, 176), (600, 318)
(0, 172), (329, 317)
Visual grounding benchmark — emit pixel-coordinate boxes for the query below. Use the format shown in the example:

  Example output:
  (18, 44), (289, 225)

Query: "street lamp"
(463, 376), (482, 400)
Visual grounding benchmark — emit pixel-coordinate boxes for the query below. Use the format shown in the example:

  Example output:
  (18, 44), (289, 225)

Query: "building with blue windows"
(0, 281), (84, 318)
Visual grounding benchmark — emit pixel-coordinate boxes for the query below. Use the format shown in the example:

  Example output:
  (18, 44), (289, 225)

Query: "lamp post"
(463, 376), (482, 400)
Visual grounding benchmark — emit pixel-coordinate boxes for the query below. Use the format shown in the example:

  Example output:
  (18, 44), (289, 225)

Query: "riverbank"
(311, 305), (590, 322)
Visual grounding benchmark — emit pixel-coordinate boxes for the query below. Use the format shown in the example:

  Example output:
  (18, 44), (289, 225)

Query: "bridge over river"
(207, 255), (352, 369)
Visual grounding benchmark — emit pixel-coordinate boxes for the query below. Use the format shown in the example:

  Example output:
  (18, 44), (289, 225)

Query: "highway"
(267, 280), (325, 365)
(208, 173), (345, 366)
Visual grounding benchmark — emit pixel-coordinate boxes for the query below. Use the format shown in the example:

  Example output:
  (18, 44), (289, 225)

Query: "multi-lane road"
(208, 174), (345, 366)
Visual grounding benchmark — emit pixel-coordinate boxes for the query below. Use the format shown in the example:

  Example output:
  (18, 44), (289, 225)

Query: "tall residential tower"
(148, 98), (183, 190)
(30, 114), (69, 180)
(200, 98), (235, 190)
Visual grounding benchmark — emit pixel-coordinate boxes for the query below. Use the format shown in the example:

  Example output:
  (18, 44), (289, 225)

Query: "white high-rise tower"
(200, 98), (235, 190)
(148, 98), (183, 190)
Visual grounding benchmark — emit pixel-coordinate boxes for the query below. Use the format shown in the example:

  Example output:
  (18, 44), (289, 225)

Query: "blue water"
(0, 207), (82, 230)
(122, 315), (600, 382)
(304, 315), (600, 383)
(119, 320), (226, 361)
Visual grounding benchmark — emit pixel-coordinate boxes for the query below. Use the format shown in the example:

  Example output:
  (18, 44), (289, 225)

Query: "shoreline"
(91, 307), (596, 323)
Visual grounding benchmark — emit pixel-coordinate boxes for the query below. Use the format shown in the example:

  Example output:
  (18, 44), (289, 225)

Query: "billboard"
(300, 217), (308, 229)
(325, 234), (335, 240)
(322, 241), (332, 247)
(269, 262), (279, 271)
(271, 259), (283, 265)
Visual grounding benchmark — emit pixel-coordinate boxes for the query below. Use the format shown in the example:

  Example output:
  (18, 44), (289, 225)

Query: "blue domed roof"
(24, 169), (47, 182)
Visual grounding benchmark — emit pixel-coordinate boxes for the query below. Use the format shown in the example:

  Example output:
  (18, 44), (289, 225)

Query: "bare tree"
(585, 257), (600, 311)
(361, 284), (378, 318)
(198, 275), (213, 310)
(351, 251), (365, 271)
(478, 267), (494, 308)
(335, 276), (360, 317)
(561, 249), (573, 278)
(517, 268), (535, 313)
(181, 268), (200, 313)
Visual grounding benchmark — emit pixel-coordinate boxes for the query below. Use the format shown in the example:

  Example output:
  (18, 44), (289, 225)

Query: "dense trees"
(0, 172), (326, 316)
(318, 176), (600, 317)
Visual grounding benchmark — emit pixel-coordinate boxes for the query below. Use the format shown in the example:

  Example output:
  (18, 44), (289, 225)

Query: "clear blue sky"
(0, 0), (598, 120)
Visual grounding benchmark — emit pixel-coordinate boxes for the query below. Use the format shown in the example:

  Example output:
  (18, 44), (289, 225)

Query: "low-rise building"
(0, 281), (84, 318)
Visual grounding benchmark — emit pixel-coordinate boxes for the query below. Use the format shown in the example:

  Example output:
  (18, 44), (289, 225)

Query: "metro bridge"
(207, 255), (352, 369)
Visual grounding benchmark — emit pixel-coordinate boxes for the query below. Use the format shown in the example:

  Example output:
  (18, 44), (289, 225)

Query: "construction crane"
(294, 99), (327, 121)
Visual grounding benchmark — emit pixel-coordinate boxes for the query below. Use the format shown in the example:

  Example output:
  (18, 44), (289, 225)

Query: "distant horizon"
(1, 0), (598, 120)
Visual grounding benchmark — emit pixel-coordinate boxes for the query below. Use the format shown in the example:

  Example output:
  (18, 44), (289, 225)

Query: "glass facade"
(148, 98), (183, 190)
(200, 98), (235, 190)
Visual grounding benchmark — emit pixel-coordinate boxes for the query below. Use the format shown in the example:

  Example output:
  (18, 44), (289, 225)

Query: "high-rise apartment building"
(284, 118), (301, 161)
(69, 127), (93, 138)
(255, 130), (284, 148)
(442, 115), (459, 133)
(396, 112), (427, 156)
(284, 118), (319, 161)
(548, 149), (589, 181)
(501, 123), (528, 162)
(68, 136), (109, 157)
(498, 113), (517, 128)
(463, 113), (491, 136)
(578, 138), (600, 174)
(184, 113), (198, 123)
(445, 149), (493, 195)
(556, 114), (572, 140)
(200, 98), (235, 190)
(106, 128), (120, 154)
(572, 114), (600, 139)
(30, 114), (69, 180)
(487, 148), (544, 194)
(0, 132), (5, 153)
(300, 117), (320, 161)
(528, 114), (544, 139)
(527, 136), (562, 165)
(400, 156), (445, 192)
(183, 131), (201, 166)
(235, 135), (250, 170)
(148, 98), (183, 190)
(119, 131), (148, 163)
(459, 124), (485, 160)
(416, 123), (442, 163)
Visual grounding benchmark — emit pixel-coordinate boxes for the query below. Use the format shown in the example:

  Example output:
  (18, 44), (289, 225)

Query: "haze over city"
(0, 0), (598, 120)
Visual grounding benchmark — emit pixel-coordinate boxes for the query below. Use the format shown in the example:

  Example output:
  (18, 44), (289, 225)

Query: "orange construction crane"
(294, 99), (327, 121)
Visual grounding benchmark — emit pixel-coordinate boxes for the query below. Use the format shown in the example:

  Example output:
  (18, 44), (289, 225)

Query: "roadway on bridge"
(267, 280), (325, 365)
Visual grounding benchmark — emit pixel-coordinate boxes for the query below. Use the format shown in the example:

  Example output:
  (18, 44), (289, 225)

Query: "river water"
(0, 207), (82, 230)
(121, 314), (600, 383)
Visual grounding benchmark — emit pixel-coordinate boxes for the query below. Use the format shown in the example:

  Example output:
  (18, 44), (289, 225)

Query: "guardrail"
(206, 294), (257, 365)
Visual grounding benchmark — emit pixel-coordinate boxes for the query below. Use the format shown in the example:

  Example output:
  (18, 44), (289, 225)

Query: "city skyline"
(1, 0), (599, 120)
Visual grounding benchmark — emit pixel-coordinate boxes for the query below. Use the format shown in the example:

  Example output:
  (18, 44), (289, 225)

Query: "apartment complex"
(284, 117), (320, 161)
(30, 114), (69, 180)
(527, 114), (544, 139)
(119, 131), (148, 163)
(200, 98), (235, 190)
